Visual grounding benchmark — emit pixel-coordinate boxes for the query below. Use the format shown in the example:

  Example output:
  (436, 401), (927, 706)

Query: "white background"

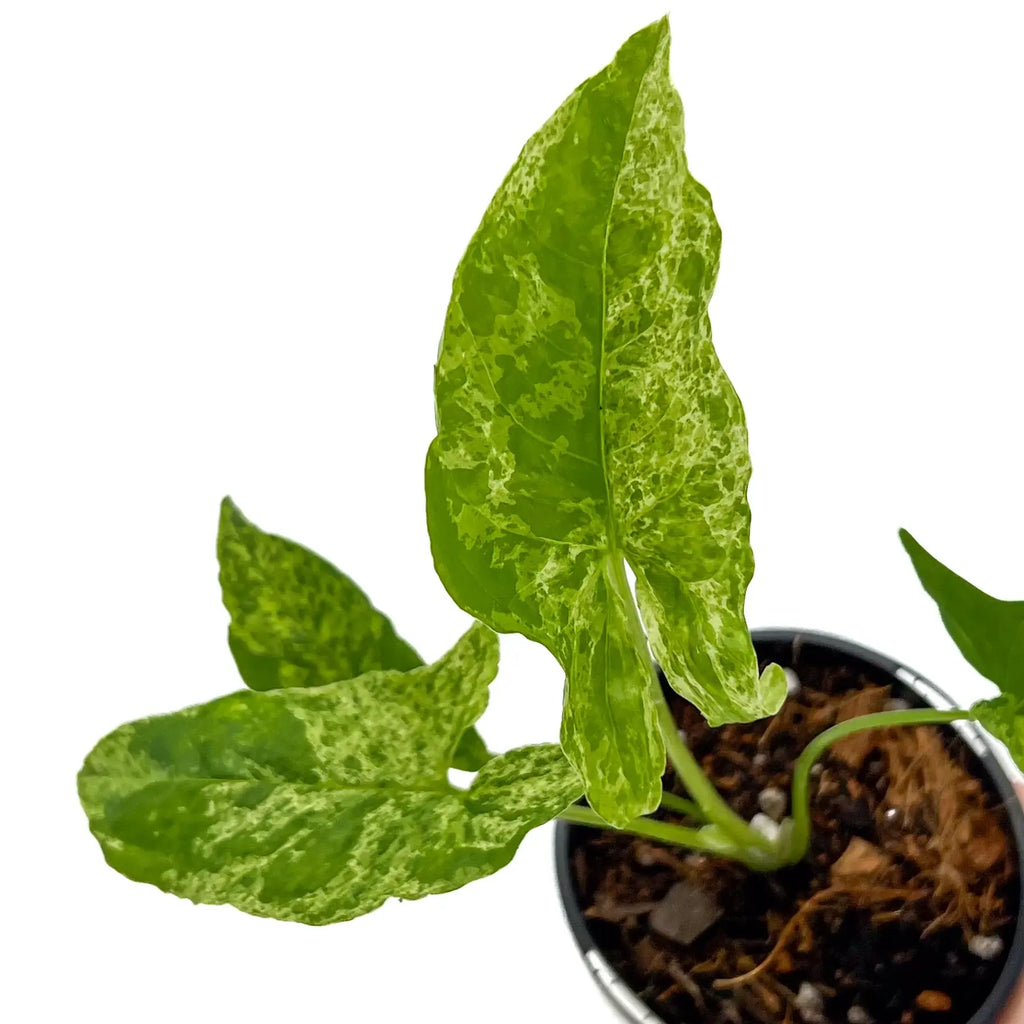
(3, 2), (1023, 1021)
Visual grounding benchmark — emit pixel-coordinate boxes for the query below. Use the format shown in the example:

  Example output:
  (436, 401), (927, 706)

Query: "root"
(714, 886), (929, 990)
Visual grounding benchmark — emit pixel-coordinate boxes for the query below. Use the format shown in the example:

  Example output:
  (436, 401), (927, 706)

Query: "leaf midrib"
(596, 43), (661, 565)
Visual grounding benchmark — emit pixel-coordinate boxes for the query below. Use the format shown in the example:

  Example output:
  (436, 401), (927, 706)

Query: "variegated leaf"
(900, 529), (1024, 768)
(426, 18), (783, 825)
(218, 497), (489, 770)
(78, 624), (582, 925)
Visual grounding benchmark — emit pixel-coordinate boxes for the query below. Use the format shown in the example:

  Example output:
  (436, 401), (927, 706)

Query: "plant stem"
(604, 554), (775, 856)
(558, 803), (752, 861)
(659, 791), (706, 820)
(785, 707), (975, 863)
(653, 692), (777, 853)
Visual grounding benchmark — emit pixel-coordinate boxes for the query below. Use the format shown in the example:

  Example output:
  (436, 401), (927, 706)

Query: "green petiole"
(653, 682), (778, 856)
(783, 707), (975, 864)
(603, 556), (779, 858)
(563, 705), (982, 873)
(658, 790), (706, 820)
(557, 803), (781, 869)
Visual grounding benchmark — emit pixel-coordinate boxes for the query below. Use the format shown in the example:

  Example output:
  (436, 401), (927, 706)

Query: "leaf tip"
(219, 495), (246, 533)
(613, 15), (672, 76)
(898, 528), (936, 581)
(759, 662), (789, 715)
(638, 15), (671, 50)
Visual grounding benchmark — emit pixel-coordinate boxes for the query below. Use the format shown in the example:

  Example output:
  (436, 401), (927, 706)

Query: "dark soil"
(569, 647), (1019, 1024)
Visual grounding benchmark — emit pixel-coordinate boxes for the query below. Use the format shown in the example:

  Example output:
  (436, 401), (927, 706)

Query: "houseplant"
(77, 17), (1024, 1023)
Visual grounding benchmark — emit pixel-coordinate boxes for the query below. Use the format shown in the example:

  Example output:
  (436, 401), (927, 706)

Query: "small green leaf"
(78, 624), (582, 925)
(218, 496), (421, 688)
(972, 694), (1024, 769)
(900, 528), (1024, 768)
(426, 19), (782, 825)
(218, 497), (489, 770)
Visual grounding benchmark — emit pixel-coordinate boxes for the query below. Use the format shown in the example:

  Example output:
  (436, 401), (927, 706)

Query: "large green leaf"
(900, 529), (1024, 768)
(78, 624), (582, 925)
(425, 18), (783, 825)
(218, 497), (489, 770)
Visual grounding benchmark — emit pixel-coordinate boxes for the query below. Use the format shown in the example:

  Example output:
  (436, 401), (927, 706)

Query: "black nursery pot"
(554, 629), (1024, 1024)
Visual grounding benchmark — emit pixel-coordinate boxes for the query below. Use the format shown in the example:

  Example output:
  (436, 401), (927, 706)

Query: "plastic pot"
(554, 628), (1024, 1024)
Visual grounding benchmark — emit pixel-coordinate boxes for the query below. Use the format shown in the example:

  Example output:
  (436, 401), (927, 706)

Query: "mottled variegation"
(78, 624), (582, 925)
(901, 529), (1024, 768)
(426, 19), (784, 826)
(218, 497), (489, 770)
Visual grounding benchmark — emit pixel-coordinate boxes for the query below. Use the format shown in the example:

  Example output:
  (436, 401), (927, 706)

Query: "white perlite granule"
(883, 697), (911, 712)
(749, 812), (781, 843)
(757, 786), (788, 821)
(795, 982), (825, 1022)
(968, 934), (1004, 960)
(784, 667), (802, 695)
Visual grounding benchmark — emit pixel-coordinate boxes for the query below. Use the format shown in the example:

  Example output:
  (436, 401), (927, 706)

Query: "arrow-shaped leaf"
(900, 529), (1024, 768)
(218, 497), (489, 770)
(426, 19), (783, 826)
(78, 624), (582, 925)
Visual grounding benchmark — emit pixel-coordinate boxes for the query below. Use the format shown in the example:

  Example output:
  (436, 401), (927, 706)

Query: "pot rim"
(554, 627), (1024, 1024)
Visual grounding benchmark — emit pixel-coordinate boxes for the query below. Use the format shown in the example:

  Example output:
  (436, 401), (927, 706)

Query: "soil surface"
(570, 648), (1019, 1024)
